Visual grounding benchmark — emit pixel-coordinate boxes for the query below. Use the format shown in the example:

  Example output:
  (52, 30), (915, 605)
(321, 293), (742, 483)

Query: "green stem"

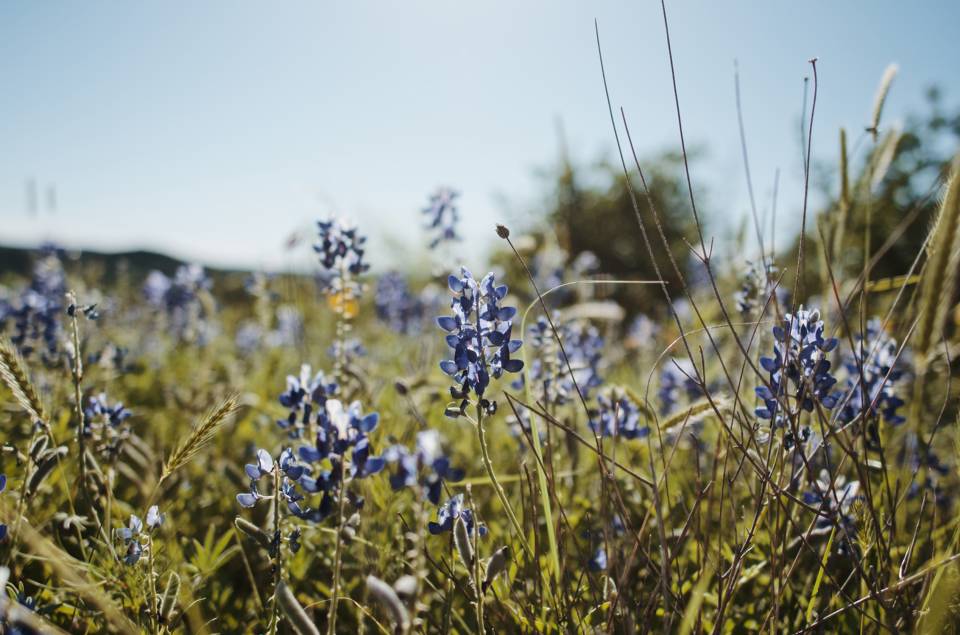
(327, 461), (348, 635)
(475, 405), (532, 560)
(148, 534), (160, 635)
(269, 465), (282, 635)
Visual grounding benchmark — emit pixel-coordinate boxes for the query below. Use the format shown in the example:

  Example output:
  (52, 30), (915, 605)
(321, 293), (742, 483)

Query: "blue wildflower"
(237, 448), (277, 508)
(0, 475), (6, 541)
(755, 307), (839, 424)
(735, 260), (778, 316)
(428, 493), (487, 536)
(383, 430), (465, 505)
(82, 393), (132, 462)
(589, 546), (608, 572)
(803, 470), (860, 542)
(282, 400), (385, 523)
(836, 318), (906, 428)
(658, 358), (702, 415)
(516, 316), (604, 406)
(277, 364), (338, 439)
(327, 338), (366, 367)
(422, 187), (460, 248)
(589, 389), (649, 440)
(0, 248), (65, 362)
(143, 264), (213, 343)
(375, 271), (425, 335)
(118, 506), (162, 565)
(314, 217), (369, 277)
(437, 268), (523, 413)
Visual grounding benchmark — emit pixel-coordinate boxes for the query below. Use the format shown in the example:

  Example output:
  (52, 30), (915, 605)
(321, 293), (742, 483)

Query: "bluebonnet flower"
(274, 400), (386, 523)
(437, 268), (524, 414)
(422, 187), (460, 248)
(803, 470), (860, 539)
(268, 306), (304, 348)
(755, 307), (839, 425)
(235, 322), (263, 354)
(734, 260), (778, 316)
(143, 264), (213, 343)
(836, 319), (906, 428)
(589, 546), (607, 572)
(383, 430), (465, 505)
(903, 437), (951, 508)
(314, 218), (369, 277)
(516, 316), (604, 407)
(118, 505), (163, 565)
(658, 358), (702, 415)
(529, 246), (566, 299)
(0, 247), (65, 362)
(82, 393), (132, 462)
(327, 338), (366, 366)
(276, 364), (338, 439)
(589, 389), (649, 440)
(236, 448), (277, 508)
(626, 313), (659, 350)
(428, 493), (487, 536)
(375, 271), (425, 335)
(0, 474), (6, 541)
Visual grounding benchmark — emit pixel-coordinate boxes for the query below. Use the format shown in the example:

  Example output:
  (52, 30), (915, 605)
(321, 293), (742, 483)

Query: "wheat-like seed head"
(161, 394), (240, 482)
(916, 158), (960, 363)
(0, 338), (48, 424)
(869, 63), (898, 140)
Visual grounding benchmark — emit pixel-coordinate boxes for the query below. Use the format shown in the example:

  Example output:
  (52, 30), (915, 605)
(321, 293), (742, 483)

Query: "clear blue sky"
(1, 2), (957, 271)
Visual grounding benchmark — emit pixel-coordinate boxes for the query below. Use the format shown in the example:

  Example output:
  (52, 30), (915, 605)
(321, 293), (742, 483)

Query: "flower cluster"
(734, 260), (778, 316)
(755, 307), (839, 425)
(383, 430), (465, 505)
(143, 264), (213, 343)
(428, 493), (486, 536)
(314, 218), (369, 278)
(0, 475), (6, 540)
(802, 470), (860, 545)
(82, 393), (132, 462)
(901, 433), (950, 507)
(375, 271), (425, 334)
(276, 364), (338, 439)
(327, 338), (366, 367)
(626, 313), (660, 351)
(437, 268), (523, 413)
(517, 316), (604, 406)
(118, 506), (164, 565)
(835, 319), (906, 427)
(422, 187), (460, 248)
(658, 358), (702, 415)
(243, 400), (385, 524)
(589, 389), (649, 439)
(0, 246), (66, 361)
(235, 306), (304, 354)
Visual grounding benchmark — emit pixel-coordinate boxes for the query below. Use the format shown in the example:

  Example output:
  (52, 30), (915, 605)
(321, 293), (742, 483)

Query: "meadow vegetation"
(0, 27), (959, 635)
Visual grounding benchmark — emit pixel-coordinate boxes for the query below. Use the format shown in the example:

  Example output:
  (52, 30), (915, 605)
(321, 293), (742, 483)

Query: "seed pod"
(453, 516), (473, 569)
(366, 575), (410, 633)
(28, 435), (48, 461)
(160, 572), (180, 623)
(234, 517), (272, 551)
(276, 581), (320, 635)
(482, 546), (510, 593)
(393, 574), (418, 601)
(26, 446), (68, 495)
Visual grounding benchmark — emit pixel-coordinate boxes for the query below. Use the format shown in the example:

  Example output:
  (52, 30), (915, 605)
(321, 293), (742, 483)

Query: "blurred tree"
(497, 140), (706, 320)
(799, 88), (960, 300)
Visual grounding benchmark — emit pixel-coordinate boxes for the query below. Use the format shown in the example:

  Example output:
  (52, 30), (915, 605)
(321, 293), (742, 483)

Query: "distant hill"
(0, 243), (256, 277)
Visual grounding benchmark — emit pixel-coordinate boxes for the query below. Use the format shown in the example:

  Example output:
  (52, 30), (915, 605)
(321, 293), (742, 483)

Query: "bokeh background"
(2, 1), (959, 271)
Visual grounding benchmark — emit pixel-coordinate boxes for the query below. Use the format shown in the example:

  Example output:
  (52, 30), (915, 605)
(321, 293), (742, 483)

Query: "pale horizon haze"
(1, 2), (958, 271)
